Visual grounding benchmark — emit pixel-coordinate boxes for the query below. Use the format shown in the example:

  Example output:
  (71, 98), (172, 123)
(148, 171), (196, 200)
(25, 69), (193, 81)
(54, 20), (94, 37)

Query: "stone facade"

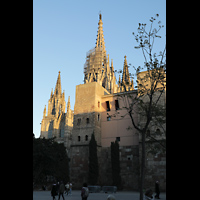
(40, 14), (166, 191)
(40, 71), (73, 151)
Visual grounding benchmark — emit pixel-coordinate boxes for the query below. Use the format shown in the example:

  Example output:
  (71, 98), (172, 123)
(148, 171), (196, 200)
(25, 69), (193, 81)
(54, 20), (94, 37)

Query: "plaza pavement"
(33, 190), (166, 200)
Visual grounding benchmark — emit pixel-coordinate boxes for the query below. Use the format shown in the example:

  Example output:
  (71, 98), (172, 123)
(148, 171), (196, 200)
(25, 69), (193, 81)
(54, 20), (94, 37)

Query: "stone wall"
(139, 142), (166, 192)
(119, 145), (139, 190)
(145, 153), (166, 192)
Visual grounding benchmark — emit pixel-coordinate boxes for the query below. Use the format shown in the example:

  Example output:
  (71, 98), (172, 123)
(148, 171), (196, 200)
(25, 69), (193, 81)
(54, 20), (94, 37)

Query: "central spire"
(54, 71), (62, 96)
(83, 14), (118, 93)
(95, 13), (106, 54)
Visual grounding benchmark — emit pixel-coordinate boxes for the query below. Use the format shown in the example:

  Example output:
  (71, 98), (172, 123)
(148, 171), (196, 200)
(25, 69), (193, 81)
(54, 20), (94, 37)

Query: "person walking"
(155, 181), (160, 199)
(81, 183), (89, 200)
(56, 181), (60, 195)
(51, 183), (57, 200)
(69, 182), (72, 195)
(58, 181), (65, 200)
(65, 182), (69, 195)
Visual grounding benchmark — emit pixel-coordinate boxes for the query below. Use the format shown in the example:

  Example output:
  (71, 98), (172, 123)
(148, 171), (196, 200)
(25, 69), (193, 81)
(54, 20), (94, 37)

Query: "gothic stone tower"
(40, 71), (73, 150)
(70, 14), (137, 188)
(70, 14), (116, 187)
(84, 13), (118, 94)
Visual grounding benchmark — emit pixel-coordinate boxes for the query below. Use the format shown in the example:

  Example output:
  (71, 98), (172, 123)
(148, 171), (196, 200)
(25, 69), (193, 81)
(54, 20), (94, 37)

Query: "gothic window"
(156, 128), (161, 134)
(77, 118), (81, 125)
(48, 121), (53, 138)
(60, 129), (64, 138)
(106, 101), (110, 111)
(116, 137), (120, 142)
(102, 78), (106, 88)
(48, 129), (52, 138)
(59, 105), (62, 115)
(115, 100), (120, 110)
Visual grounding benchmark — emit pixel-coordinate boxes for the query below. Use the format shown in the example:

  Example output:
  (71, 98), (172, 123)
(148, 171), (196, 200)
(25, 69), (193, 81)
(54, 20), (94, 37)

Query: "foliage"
(33, 136), (70, 185)
(111, 140), (121, 189)
(88, 133), (99, 185)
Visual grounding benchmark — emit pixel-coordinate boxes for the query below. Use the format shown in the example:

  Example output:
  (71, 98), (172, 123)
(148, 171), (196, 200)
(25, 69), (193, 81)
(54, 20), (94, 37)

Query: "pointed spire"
(62, 90), (65, 99)
(119, 74), (121, 84)
(67, 96), (71, 109)
(131, 78), (134, 89)
(67, 96), (71, 117)
(43, 105), (46, 117)
(50, 88), (53, 99)
(110, 58), (114, 75)
(122, 55), (130, 84)
(111, 59), (113, 68)
(54, 71), (62, 96)
(95, 13), (106, 53)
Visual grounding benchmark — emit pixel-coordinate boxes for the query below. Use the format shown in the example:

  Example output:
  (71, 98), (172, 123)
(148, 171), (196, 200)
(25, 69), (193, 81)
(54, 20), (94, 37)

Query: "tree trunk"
(139, 130), (146, 200)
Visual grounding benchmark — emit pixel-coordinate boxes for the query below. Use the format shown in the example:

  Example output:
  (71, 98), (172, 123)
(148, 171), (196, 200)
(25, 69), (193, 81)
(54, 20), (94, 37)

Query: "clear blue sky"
(33, 0), (166, 138)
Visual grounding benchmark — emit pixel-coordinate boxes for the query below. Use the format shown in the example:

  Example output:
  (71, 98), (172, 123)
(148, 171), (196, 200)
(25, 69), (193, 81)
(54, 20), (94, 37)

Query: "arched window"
(156, 128), (161, 134)
(78, 136), (81, 142)
(85, 135), (88, 141)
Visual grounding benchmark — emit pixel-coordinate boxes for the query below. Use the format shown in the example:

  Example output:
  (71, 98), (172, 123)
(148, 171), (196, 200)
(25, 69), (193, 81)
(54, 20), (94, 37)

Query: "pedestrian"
(81, 183), (89, 200)
(155, 181), (160, 199)
(58, 181), (65, 200)
(51, 183), (57, 200)
(65, 182), (69, 195)
(144, 189), (155, 200)
(107, 194), (116, 200)
(56, 181), (60, 195)
(69, 182), (72, 195)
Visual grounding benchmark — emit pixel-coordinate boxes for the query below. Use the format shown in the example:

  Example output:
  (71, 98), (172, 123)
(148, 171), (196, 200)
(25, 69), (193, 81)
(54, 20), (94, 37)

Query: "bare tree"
(115, 14), (166, 200)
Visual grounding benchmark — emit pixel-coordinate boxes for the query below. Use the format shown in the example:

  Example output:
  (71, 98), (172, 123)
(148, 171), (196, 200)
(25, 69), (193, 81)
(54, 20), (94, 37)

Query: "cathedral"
(40, 14), (166, 191)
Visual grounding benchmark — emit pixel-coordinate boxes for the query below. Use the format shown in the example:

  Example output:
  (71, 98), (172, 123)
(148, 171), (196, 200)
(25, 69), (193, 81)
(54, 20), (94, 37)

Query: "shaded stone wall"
(145, 153), (166, 192)
(70, 145), (89, 189)
(139, 142), (166, 192)
(119, 145), (139, 190)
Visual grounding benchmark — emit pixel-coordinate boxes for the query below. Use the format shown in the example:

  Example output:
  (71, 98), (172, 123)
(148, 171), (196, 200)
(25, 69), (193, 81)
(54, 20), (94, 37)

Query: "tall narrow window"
(77, 118), (81, 125)
(85, 135), (88, 141)
(116, 137), (120, 142)
(106, 101), (110, 111)
(98, 113), (100, 121)
(156, 128), (161, 134)
(86, 118), (90, 124)
(98, 101), (100, 108)
(78, 136), (81, 142)
(115, 100), (119, 110)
